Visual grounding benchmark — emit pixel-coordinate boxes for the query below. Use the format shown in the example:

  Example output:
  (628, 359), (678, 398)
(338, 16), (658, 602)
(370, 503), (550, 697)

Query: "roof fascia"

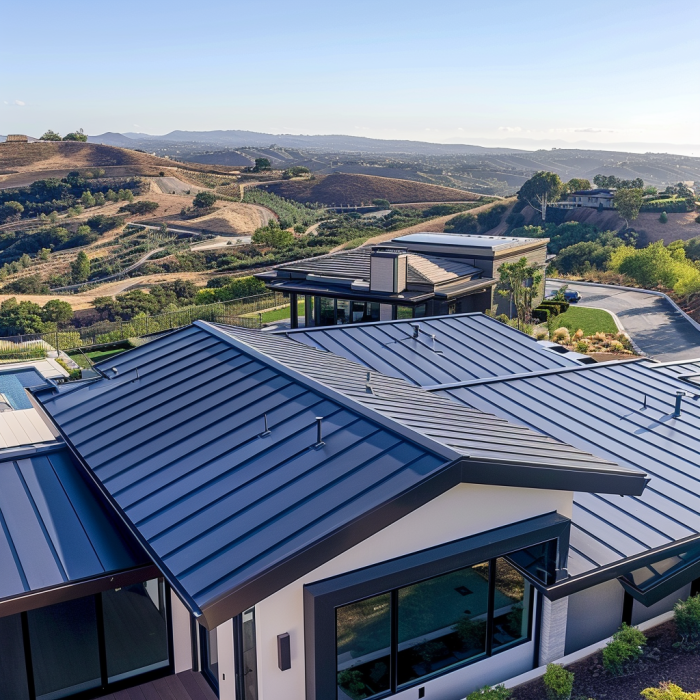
(459, 458), (647, 496)
(619, 558), (700, 607)
(0, 564), (160, 619)
(544, 533), (700, 601)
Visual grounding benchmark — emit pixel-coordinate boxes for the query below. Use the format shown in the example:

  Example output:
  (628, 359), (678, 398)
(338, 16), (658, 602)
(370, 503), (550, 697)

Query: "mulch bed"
(511, 621), (700, 700)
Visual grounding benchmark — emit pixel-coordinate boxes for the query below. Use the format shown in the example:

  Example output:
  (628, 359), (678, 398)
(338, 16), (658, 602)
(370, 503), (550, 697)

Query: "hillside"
(521, 205), (700, 244)
(0, 142), (241, 188)
(258, 173), (481, 205)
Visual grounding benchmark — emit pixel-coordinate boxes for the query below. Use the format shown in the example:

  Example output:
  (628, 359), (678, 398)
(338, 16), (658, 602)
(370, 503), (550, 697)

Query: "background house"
(256, 233), (548, 327)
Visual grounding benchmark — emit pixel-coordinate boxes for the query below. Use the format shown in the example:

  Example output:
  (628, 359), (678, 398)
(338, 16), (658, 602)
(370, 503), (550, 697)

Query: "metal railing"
(0, 292), (285, 360)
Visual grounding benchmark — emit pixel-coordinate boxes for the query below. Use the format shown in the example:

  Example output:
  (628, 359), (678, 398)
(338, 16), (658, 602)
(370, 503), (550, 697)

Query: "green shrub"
(543, 663), (574, 700)
(602, 623), (646, 675)
(532, 308), (550, 323)
(465, 684), (511, 700)
(642, 682), (700, 700)
(674, 594), (700, 650)
(660, 212), (669, 223)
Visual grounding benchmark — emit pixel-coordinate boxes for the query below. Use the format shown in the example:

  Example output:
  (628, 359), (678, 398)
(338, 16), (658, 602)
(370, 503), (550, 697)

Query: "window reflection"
(336, 593), (391, 700)
(397, 563), (488, 685)
(492, 558), (530, 651)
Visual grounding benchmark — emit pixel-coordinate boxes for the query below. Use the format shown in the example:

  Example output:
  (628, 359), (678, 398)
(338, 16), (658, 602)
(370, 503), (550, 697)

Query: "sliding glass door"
(0, 578), (171, 700)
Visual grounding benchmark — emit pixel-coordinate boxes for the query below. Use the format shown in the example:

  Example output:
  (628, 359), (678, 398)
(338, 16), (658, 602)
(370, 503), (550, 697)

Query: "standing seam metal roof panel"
(437, 361), (700, 582)
(36, 323), (452, 628)
(0, 446), (148, 603)
(279, 313), (576, 387)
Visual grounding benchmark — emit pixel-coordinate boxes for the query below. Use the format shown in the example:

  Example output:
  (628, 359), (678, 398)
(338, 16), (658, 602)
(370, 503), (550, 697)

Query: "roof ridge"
(194, 321), (459, 461)
(423, 357), (646, 391)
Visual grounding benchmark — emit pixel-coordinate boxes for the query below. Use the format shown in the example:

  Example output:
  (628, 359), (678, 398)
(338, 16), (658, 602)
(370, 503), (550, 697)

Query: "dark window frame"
(303, 513), (569, 700)
(6, 578), (174, 700)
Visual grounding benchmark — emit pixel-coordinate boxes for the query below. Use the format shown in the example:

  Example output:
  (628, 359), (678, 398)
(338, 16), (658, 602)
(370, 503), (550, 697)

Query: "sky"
(2, 0), (699, 152)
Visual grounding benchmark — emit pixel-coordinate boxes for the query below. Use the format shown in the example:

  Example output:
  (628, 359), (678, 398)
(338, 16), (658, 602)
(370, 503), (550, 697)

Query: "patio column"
(290, 293), (298, 329)
(539, 596), (569, 666)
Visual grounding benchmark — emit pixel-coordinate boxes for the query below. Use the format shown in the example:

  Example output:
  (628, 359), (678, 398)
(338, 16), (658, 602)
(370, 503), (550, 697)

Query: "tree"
(564, 178), (591, 193)
(63, 128), (88, 142)
(518, 172), (563, 222)
(0, 298), (47, 334)
(40, 130), (62, 141)
(253, 158), (271, 172)
(93, 192), (105, 206)
(41, 299), (73, 325)
(0, 201), (24, 224)
(372, 198), (391, 208)
(193, 191), (217, 209)
(497, 257), (544, 328)
(660, 211), (669, 223)
(252, 225), (294, 248)
(81, 190), (96, 207)
(71, 251), (91, 283)
(614, 188), (643, 227)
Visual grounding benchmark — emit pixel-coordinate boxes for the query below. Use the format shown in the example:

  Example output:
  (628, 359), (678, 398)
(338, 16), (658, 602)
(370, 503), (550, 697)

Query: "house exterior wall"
(171, 593), (193, 673)
(631, 584), (691, 626)
(251, 483), (572, 700)
(564, 579), (625, 655)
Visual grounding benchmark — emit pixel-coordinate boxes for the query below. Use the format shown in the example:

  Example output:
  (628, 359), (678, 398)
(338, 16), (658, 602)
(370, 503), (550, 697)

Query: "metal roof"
(215, 324), (644, 491)
(648, 358), (700, 384)
(0, 445), (148, 611)
(35, 322), (645, 626)
(277, 247), (481, 285)
(434, 360), (700, 595)
(280, 313), (577, 387)
(392, 233), (543, 251)
(35, 323), (455, 628)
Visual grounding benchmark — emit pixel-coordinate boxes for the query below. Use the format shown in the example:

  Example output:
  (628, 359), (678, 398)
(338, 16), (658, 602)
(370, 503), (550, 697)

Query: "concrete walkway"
(546, 280), (700, 362)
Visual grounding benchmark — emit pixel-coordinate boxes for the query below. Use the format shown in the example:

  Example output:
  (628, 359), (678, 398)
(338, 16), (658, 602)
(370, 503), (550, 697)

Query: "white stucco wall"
(171, 592), (193, 673)
(249, 483), (572, 700)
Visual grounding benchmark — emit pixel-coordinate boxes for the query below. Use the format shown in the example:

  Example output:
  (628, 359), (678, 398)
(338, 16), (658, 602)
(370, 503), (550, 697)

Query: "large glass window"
(336, 593), (391, 700)
(0, 613), (30, 700)
(335, 559), (533, 697)
(319, 297), (335, 325)
(102, 579), (169, 683)
(337, 300), (351, 325)
(492, 558), (531, 651)
(28, 597), (102, 700)
(4, 579), (171, 700)
(398, 563), (488, 685)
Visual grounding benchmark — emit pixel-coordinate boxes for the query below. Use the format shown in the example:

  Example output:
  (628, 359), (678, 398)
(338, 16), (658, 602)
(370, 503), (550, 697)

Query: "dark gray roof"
(648, 358), (700, 384)
(35, 322), (455, 628)
(214, 324), (644, 492)
(280, 313), (577, 387)
(0, 445), (148, 606)
(278, 247), (481, 285)
(435, 360), (700, 594)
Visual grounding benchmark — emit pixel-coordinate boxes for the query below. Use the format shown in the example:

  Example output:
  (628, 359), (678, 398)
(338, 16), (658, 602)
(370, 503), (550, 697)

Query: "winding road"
(546, 280), (700, 362)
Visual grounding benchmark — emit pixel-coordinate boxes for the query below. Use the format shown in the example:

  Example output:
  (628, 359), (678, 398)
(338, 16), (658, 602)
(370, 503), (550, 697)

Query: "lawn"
(68, 347), (127, 369)
(553, 306), (617, 336)
(244, 303), (305, 324)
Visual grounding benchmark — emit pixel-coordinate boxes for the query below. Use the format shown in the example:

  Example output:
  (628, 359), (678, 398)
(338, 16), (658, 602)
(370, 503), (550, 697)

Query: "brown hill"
(258, 173), (480, 206)
(0, 142), (239, 187)
(521, 205), (700, 244)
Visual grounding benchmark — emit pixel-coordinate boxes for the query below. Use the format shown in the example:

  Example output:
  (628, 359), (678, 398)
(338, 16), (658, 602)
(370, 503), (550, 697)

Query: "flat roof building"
(256, 233), (549, 328)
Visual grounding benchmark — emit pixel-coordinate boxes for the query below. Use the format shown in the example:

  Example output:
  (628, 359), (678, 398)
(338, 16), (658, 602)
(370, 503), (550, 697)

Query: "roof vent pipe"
(314, 417), (325, 448)
(674, 391), (686, 418)
(411, 323), (420, 339)
(260, 413), (271, 438)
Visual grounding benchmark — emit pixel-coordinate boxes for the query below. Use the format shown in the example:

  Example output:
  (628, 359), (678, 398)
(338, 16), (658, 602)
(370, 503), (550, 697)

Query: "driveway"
(546, 280), (700, 362)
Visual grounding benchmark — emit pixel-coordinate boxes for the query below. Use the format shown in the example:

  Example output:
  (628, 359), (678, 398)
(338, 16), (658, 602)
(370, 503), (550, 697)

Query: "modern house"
(553, 188), (615, 210)
(255, 233), (548, 327)
(3, 316), (699, 700)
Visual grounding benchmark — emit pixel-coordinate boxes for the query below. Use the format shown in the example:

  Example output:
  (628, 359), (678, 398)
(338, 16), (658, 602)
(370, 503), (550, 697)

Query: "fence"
(0, 292), (286, 360)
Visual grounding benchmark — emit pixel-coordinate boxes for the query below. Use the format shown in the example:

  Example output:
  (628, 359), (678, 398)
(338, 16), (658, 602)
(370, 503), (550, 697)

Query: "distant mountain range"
(88, 130), (522, 155)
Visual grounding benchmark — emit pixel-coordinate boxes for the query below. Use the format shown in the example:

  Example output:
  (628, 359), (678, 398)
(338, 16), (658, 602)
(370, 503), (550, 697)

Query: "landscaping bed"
(511, 621), (700, 700)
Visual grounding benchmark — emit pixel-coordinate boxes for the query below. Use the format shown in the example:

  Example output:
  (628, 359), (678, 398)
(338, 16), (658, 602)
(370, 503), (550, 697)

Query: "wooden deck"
(96, 670), (217, 700)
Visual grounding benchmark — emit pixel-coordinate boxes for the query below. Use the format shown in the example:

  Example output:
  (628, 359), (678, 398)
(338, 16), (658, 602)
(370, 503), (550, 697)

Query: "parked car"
(564, 290), (581, 302)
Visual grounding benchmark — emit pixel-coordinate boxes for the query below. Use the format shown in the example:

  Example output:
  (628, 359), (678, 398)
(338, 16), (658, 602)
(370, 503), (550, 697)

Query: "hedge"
(532, 308), (550, 323)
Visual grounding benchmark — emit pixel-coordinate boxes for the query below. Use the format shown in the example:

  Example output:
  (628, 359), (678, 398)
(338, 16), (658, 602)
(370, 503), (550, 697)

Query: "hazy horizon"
(3, 0), (698, 154)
